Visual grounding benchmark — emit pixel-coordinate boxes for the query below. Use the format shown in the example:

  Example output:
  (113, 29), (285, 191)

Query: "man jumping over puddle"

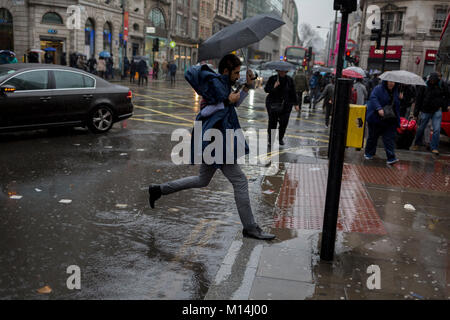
(148, 54), (275, 241)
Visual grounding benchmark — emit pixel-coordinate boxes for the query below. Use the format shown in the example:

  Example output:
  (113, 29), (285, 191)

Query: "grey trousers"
(160, 164), (257, 230)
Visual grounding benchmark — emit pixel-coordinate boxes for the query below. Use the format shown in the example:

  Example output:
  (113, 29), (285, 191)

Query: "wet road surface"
(1, 79), (449, 299)
(0, 79), (332, 299)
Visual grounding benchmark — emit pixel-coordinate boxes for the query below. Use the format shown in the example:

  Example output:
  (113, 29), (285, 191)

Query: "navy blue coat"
(366, 81), (400, 126)
(185, 64), (230, 105)
(186, 65), (249, 167)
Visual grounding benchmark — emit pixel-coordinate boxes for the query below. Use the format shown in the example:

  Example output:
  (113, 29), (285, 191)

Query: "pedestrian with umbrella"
(364, 79), (401, 165)
(365, 69), (426, 165)
(148, 54), (275, 240)
(148, 13), (285, 241)
(44, 48), (55, 64)
(263, 60), (299, 146)
(411, 72), (449, 155)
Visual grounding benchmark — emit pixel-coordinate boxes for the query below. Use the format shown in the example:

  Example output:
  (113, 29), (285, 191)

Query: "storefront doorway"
(423, 50), (437, 78)
(367, 45), (402, 72)
(40, 38), (65, 64)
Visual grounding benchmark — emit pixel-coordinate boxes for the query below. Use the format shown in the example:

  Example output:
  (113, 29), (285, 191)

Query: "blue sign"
(48, 29), (58, 34)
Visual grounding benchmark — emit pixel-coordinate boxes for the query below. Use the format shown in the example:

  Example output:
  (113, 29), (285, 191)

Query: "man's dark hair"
(218, 54), (242, 74)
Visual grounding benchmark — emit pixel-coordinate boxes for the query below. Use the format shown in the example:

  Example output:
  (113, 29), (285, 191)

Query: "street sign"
(146, 27), (155, 34)
(347, 39), (357, 51)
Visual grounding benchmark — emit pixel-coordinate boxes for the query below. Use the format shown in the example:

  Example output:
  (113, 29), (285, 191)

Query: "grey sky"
(294, 0), (336, 41)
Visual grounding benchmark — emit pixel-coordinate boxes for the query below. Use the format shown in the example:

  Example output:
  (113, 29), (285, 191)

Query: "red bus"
(284, 46), (315, 70)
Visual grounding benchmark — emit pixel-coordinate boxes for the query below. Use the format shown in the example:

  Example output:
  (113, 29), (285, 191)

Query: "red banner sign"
(425, 49), (437, 61)
(369, 46), (403, 59)
(124, 12), (129, 42)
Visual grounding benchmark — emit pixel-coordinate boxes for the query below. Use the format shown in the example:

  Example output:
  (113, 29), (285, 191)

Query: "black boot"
(243, 225), (275, 240)
(148, 184), (162, 209)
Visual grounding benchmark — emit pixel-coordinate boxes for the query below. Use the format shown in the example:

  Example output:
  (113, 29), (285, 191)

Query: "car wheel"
(88, 105), (114, 133)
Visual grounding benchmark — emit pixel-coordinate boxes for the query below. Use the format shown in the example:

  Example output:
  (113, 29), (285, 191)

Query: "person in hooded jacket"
(148, 54), (275, 241)
(410, 72), (449, 155)
(364, 81), (401, 165)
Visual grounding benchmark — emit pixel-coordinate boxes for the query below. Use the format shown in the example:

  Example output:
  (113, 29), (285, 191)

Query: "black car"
(0, 64), (133, 133)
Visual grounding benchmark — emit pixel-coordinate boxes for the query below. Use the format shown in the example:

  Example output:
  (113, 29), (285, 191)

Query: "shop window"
(0, 8), (13, 51)
(42, 12), (63, 25)
(433, 7), (448, 30)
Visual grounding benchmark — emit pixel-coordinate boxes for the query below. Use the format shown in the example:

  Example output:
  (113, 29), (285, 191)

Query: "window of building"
(433, 8), (448, 30)
(133, 23), (139, 31)
(396, 12), (403, 32)
(192, 19), (197, 38)
(176, 14), (182, 34)
(42, 12), (63, 25)
(103, 22), (112, 53)
(225, 0), (228, 15)
(85, 18), (95, 57)
(230, 0), (233, 16)
(149, 8), (166, 29)
(0, 8), (13, 51)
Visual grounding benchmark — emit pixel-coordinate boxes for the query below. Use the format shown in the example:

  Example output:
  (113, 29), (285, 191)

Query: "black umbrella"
(262, 61), (296, 71)
(198, 12), (285, 62)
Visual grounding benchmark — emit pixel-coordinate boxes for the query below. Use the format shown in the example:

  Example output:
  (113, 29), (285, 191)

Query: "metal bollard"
(320, 78), (353, 262)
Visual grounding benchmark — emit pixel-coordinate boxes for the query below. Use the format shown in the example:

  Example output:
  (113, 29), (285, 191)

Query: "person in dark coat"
(130, 59), (137, 83)
(364, 81), (401, 165)
(317, 76), (335, 127)
(122, 56), (130, 80)
(137, 59), (148, 86)
(398, 84), (416, 118)
(28, 51), (39, 63)
(264, 70), (299, 146)
(87, 55), (97, 74)
(169, 61), (177, 84)
(410, 72), (449, 155)
(368, 73), (381, 98)
(148, 54), (275, 241)
(60, 52), (67, 66)
(44, 51), (53, 64)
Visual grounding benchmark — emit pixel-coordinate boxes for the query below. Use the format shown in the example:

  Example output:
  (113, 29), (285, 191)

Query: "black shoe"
(243, 225), (276, 240)
(148, 184), (161, 209)
(279, 139), (285, 145)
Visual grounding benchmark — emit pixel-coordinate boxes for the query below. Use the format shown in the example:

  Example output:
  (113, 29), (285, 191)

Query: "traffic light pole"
(321, 0), (356, 262)
(327, 9), (349, 159)
(381, 22), (390, 73)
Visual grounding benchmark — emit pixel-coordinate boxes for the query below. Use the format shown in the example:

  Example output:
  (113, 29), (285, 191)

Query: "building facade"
(144, 0), (170, 65)
(0, 0), (146, 71)
(278, 0), (297, 58)
(168, 0), (200, 71)
(243, 0), (284, 62)
(359, 0), (449, 76)
(198, 0), (214, 42)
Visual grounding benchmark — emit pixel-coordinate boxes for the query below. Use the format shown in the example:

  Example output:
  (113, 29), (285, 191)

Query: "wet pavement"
(1, 78), (449, 300)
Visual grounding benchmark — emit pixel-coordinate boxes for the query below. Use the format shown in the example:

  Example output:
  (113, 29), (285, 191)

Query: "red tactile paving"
(273, 162), (450, 234)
